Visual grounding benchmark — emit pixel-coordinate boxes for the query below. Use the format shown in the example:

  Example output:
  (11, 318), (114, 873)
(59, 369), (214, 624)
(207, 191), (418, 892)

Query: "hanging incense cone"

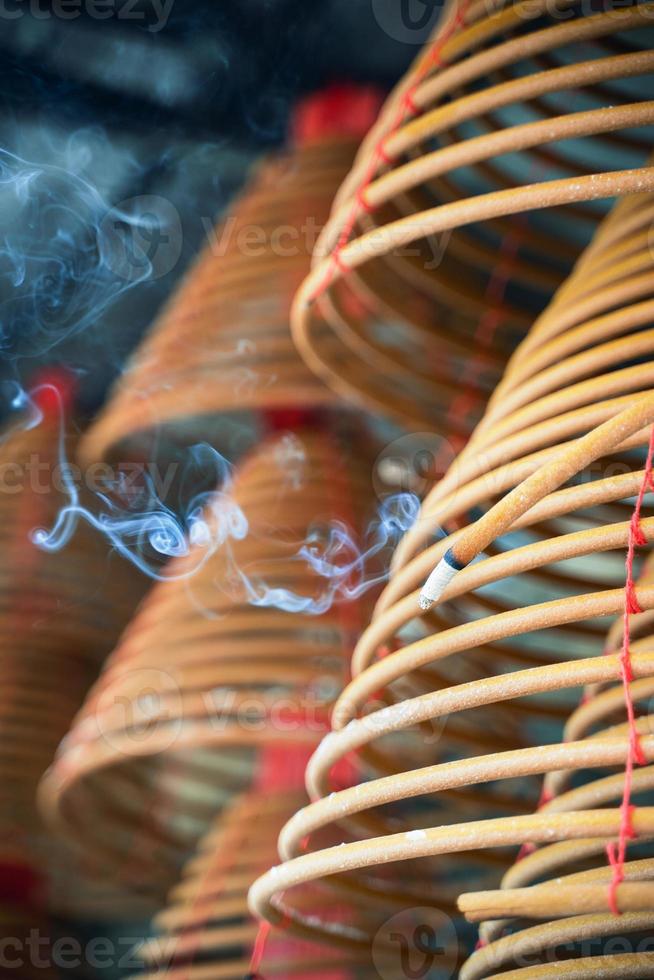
(248, 156), (654, 960)
(40, 428), (377, 905)
(0, 392), (146, 920)
(292, 0), (654, 432)
(78, 86), (382, 469)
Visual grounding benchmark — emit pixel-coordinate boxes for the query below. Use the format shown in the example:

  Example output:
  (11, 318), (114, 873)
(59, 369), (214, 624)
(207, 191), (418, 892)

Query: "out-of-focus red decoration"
(0, 861), (44, 906)
(292, 84), (385, 145)
(29, 367), (77, 418)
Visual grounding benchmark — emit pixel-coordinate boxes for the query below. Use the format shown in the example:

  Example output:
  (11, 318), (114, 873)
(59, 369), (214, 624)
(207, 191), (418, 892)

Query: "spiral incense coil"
(457, 561), (654, 978)
(248, 164), (654, 955)
(291, 0), (654, 433)
(131, 790), (386, 980)
(78, 87), (381, 469)
(0, 403), (147, 924)
(40, 429), (376, 905)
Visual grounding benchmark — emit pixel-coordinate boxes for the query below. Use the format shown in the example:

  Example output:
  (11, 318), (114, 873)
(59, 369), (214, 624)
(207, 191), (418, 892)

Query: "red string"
(356, 186), (374, 215)
(402, 90), (422, 117)
(508, 423), (654, 918)
(606, 424), (654, 915)
(514, 785), (554, 862)
(446, 222), (524, 428)
(243, 742), (308, 980)
(248, 910), (295, 978)
(308, 0), (472, 304)
(516, 841), (536, 861)
(376, 142), (395, 167)
(248, 920), (272, 978)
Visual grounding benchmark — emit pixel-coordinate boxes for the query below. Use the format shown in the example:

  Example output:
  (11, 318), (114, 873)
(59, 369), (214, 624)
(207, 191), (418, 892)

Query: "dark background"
(0, 0), (443, 418)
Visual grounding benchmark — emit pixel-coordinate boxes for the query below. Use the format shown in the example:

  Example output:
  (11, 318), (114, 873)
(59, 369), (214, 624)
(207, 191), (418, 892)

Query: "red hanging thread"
(606, 423), (654, 915)
(402, 89), (422, 117)
(515, 777), (555, 862)
(246, 738), (315, 979)
(247, 919), (272, 979)
(308, 0), (472, 304)
(356, 186), (374, 215)
(516, 842), (536, 862)
(446, 217), (525, 429)
(375, 142), (395, 167)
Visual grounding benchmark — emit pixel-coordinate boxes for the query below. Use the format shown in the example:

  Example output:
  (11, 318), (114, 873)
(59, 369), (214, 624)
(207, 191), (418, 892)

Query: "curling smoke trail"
(18, 383), (419, 611)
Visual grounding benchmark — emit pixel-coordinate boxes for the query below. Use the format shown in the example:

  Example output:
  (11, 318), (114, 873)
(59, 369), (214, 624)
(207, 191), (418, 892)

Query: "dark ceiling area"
(0, 0), (438, 416)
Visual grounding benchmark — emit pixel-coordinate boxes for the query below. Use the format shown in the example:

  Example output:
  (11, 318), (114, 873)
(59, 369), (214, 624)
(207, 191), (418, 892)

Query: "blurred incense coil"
(458, 560), (654, 978)
(40, 429), (377, 906)
(78, 87), (382, 469)
(291, 0), (654, 434)
(248, 166), (654, 954)
(131, 790), (388, 980)
(0, 406), (146, 921)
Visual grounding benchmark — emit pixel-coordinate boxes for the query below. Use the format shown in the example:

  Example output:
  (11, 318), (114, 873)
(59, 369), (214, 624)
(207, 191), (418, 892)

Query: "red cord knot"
(537, 787), (554, 809)
(604, 369), (654, 918)
(626, 579), (642, 615)
(248, 921), (272, 977)
(622, 803), (638, 841)
(376, 141), (395, 167)
(332, 249), (348, 275)
(356, 186), (375, 215)
(335, 224), (351, 252)
(632, 727), (646, 766)
(475, 938), (488, 950)
(620, 647), (635, 685)
(516, 842), (536, 861)
(402, 89), (422, 117)
(429, 49), (444, 68)
(630, 511), (647, 547)
(606, 841), (625, 916)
